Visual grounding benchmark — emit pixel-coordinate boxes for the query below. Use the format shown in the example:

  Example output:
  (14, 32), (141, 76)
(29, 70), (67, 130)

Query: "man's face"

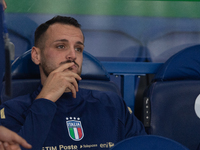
(39, 23), (84, 79)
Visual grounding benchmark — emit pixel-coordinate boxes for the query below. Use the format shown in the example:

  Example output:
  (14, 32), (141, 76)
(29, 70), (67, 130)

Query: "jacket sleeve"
(114, 94), (147, 140)
(0, 96), (57, 150)
(123, 102), (147, 137)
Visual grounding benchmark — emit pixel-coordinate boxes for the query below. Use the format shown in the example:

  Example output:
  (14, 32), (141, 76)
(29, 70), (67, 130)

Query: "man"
(0, 16), (146, 150)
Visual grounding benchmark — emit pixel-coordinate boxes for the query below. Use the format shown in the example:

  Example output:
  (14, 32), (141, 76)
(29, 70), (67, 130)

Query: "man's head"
(31, 16), (84, 84)
(34, 16), (82, 50)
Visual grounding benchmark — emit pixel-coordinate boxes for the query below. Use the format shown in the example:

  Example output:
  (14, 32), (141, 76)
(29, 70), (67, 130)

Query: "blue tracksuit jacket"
(0, 84), (146, 150)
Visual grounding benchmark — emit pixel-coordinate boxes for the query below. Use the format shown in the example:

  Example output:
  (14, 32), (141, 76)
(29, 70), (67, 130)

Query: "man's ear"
(31, 47), (41, 65)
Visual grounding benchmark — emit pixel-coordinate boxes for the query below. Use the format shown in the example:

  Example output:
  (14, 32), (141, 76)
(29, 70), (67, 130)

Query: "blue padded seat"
(1, 50), (120, 102)
(153, 45), (200, 81)
(143, 45), (200, 150)
(111, 135), (189, 150)
(146, 30), (200, 63)
(82, 28), (146, 62)
(4, 14), (38, 59)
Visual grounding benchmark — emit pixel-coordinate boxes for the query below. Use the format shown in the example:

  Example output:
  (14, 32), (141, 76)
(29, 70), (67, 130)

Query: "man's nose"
(66, 47), (76, 60)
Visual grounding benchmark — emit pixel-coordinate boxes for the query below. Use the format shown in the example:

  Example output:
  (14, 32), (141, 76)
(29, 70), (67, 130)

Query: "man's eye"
(75, 47), (83, 52)
(57, 45), (65, 49)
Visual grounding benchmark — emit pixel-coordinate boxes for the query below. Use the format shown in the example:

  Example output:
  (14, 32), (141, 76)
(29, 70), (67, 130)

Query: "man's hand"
(0, 126), (32, 150)
(36, 62), (82, 102)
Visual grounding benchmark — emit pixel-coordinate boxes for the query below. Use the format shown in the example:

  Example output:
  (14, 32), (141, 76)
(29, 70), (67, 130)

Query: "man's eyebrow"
(53, 39), (84, 46)
(53, 39), (68, 43)
(76, 41), (84, 46)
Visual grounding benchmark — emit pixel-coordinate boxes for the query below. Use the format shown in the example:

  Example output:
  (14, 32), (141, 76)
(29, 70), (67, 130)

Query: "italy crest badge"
(66, 117), (84, 141)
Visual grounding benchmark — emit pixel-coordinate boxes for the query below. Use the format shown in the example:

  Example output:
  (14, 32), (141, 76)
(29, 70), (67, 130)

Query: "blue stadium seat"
(1, 50), (121, 103)
(83, 30), (146, 62)
(111, 135), (189, 150)
(146, 31), (200, 63)
(143, 45), (200, 150)
(143, 17), (200, 63)
(4, 14), (38, 59)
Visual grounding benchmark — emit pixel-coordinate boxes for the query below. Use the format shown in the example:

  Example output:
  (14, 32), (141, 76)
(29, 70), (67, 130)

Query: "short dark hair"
(34, 15), (81, 48)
